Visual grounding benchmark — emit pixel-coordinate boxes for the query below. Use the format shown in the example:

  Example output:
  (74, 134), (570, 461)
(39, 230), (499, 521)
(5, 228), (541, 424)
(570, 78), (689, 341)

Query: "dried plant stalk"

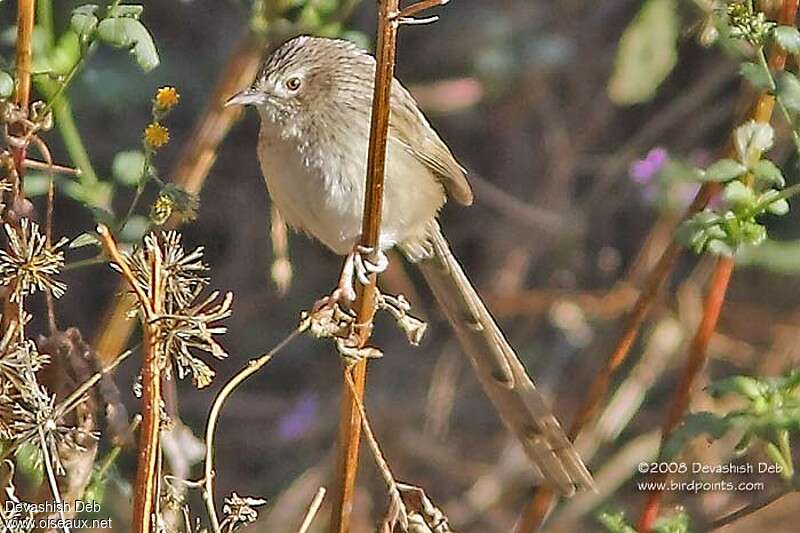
(2, 0), (35, 331)
(330, 1), (400, 531)
(97, 225), (163, 533)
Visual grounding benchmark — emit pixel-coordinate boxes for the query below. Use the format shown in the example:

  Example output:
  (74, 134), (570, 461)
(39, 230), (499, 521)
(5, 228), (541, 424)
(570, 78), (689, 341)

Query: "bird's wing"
(389, 80), (474, 206)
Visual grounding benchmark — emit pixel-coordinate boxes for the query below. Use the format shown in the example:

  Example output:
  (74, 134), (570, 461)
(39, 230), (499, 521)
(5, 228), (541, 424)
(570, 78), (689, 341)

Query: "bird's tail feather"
(402, 222), (593, 495)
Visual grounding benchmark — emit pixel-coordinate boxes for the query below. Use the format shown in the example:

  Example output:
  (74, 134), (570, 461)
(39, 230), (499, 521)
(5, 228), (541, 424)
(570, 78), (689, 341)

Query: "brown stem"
(329, 2), (400, 531)
(97, 226), (163, 533)
(2, 0), (35, 331)
(134, 246), (163, 533)
(518, 1), (799, 529)
(15, 0), (34, 111)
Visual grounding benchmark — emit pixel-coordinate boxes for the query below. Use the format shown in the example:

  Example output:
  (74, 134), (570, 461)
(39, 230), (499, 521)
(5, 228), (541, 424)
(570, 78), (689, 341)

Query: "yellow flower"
(155, 86), (180, 110)
(144, 123), (169, 149)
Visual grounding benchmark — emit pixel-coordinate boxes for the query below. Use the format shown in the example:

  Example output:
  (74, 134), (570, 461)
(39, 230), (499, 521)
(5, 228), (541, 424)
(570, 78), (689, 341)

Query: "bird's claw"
(353, 245), (388, 286)
(314, 246), (389, 310)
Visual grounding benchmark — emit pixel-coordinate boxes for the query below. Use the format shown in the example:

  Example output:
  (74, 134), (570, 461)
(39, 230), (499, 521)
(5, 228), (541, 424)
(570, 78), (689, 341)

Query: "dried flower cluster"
(0, 218), (93, 485)
(0, 219), (67, 302)
(121, 231), (232, 388)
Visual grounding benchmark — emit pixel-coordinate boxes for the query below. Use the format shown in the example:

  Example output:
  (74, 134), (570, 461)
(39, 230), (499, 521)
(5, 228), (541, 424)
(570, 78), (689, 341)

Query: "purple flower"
(629, 147), (669, 185)
(277, 393), (319, 441)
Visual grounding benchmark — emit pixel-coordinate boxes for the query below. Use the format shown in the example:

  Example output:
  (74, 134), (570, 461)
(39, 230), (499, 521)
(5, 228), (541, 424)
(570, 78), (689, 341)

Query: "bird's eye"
(285, 77), (302, 91)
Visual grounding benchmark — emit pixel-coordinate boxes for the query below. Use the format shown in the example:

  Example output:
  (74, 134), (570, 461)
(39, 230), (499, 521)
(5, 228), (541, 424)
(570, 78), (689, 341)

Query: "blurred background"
(4, 0), (800, 531)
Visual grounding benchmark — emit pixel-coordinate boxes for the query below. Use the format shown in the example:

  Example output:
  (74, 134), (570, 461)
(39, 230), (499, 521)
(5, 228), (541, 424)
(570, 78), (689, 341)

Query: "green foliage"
(777, 72), (800, 115)
(774, 25), (800, 53)
(608, 0), (678, 105)
(69, 3), (159, 72)
(666, 370), (800, 480)
(15, 443), (45, 487)
(598, 509), (690, 533)
(598, 510), (638, 533)
(676, 121), (797, 257)
(699, 159), (747, 183)
(739, 61), (772, 91)
(112, 150), (147, 187)
(97, 16), (159, 72)
(737, 239), (800, 274)
(725, 1), (776, 46)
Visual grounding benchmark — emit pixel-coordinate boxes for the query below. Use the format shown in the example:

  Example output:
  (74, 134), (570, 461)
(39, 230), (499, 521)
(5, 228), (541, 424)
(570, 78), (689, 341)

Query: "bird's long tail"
(402, 222), (593, 495)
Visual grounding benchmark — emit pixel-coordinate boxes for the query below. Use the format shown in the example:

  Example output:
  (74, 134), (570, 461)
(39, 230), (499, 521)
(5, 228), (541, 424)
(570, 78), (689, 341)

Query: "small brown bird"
(227, 35), (593, 495)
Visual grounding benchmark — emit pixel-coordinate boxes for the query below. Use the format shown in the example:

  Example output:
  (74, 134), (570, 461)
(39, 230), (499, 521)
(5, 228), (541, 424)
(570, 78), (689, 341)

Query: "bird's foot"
(313, 246), (389, 311)
(352, 245), (389, 286)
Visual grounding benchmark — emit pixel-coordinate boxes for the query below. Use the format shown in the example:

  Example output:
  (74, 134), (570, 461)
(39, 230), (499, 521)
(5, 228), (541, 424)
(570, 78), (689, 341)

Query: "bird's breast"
(256, 120), (446, 256)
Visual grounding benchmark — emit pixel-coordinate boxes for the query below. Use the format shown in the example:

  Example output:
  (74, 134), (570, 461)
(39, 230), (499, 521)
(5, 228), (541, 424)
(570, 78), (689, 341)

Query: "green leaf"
(767, 198), (790, 215)
(120, 215), (150, 242)
(751, 159), (786, 187)
(0, 70), (13, 98)
(97, 17), (159, 72)
(48, 31), (81, 75)
(69, 232), (101, 249)
(112, 150), (146, 186)
(776, 72), (800, 114)
(15, 443), (44, 486)
(739, 61), (773, 91)
(662, 412), (730, 459)
(701, 158), (747, 182)
(597, 510), (638, 533)
(107, 4), (144, 19)
(607, 0), (678, 105)
(63, 180), (114, 210)
(774, 25), (800, 53)
(709, 375), (767, 400)
(71, 4), (99, 41)
(724, 181), (756, 211)
(653, 510), (690, 533)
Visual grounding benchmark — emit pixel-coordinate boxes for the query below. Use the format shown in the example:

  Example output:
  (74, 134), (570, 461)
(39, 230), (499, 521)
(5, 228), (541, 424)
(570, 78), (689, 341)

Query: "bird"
(226, 35), (593, 495)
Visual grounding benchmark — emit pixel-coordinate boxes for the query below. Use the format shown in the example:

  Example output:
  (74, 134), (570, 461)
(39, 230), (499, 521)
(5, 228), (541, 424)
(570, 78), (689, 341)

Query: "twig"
(22, 158), (80, 175)
(45, 161), (57, 334)
(37, 425), (71, 533)
(97, 225), (163, 533)
(201, 328), (304, 532)
(298, 487), (327, 533)
(518, 1), (800, 529)
(707, 488), (796, 530)
(343, 371), (408, 532)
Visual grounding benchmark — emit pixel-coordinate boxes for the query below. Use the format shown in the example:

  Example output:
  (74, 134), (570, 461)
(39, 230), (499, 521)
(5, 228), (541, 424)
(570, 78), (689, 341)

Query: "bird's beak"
(225, 88), (266, 107)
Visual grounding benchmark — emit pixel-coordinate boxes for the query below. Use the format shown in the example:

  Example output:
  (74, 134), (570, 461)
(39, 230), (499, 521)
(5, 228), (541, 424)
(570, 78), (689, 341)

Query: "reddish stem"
(329, 1), (400, 531)
(518, 2), (799, 529)
(638, 257), (734, 532)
